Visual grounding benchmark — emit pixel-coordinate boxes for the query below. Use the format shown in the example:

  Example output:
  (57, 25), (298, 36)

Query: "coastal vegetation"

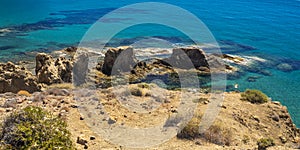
(0, 106), (74, 149)
(257, 137), (275, 150)
(241, 89), (269, 104)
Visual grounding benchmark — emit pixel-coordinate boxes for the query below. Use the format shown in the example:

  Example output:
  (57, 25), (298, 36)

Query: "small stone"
(272, 101), (281, 106)
(27, 101), (33, 104)
(279, 135), (287, 143)
(170, 108), (178, 113)
(84, 144), (88, 149)
(203, 101), (209, 104)
(271, 114), (280, 122)
(77, 135), (88, 145)
(252, 115), (260, 122)
(90, 136), (96, 140)
(70, 103), (78, 108)
(16, 98), (24, 103)
(61, 106), (69, 112)
(195, 140), (201, 145)
(108, 118), (116, 125)
(6, 107), (13, 112)
(221, 105), (227, 109)
(80, 116), (85, 120)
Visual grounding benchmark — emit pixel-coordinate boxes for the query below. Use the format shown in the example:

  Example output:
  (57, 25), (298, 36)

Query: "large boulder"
(166, 47), (209, 69)
(101, 46), (137, 75)
(73, 52), (89, 86)
(0, 62), (40, 93)
(36, 53), (73, 85)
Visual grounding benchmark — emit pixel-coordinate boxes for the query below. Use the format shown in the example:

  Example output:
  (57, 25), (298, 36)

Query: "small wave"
(0, 28), (12, 33)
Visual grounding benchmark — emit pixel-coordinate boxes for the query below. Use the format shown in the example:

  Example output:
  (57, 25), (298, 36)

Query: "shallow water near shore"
(0, 0), (299, 126)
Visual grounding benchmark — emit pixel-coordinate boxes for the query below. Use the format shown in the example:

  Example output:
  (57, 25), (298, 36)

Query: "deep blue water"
(0, 0), (299, 125)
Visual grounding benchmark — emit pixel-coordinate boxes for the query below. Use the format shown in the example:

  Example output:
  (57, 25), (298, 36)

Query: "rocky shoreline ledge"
(0, 46), (262, 93)
(0, 46), (299, 149)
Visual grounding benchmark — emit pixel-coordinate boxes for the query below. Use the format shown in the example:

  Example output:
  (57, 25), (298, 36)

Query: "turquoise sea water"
(0, 0), (299, 125)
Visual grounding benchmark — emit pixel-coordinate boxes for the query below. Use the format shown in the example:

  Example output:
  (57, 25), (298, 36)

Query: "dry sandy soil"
(0, 84), (299, 149)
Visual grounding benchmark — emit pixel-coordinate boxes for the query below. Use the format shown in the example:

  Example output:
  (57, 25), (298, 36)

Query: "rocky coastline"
(0, 46), (299, 149)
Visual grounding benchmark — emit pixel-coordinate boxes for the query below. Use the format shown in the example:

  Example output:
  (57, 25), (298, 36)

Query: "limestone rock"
(0, 62), (40, 93)
(64, 46), (77, 53)
(166, 47), (209, 69)
(36, 53), (73, 84)
(101, 46), (137, 75)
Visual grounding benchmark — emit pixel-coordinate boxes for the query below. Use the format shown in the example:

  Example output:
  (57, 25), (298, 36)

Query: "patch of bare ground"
(0, 85), (299, 149)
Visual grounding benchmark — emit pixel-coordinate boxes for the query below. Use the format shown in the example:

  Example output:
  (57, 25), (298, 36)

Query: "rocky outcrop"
(64, 46), (77, 53)
(101, 46), (137, 75)
(36, 53), (73, 85)
(166, 47), (209, 69)
(73, 53), (89, 86)
(0, 62), (40, 93)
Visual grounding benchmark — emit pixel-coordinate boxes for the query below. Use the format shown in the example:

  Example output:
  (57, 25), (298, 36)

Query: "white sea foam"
(0, 28), (12, 33)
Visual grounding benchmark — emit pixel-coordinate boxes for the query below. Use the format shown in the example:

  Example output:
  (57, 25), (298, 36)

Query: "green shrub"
(0, 106), (74, 149)
(241, 89), (269, 104)
(257, 137), (275, 150)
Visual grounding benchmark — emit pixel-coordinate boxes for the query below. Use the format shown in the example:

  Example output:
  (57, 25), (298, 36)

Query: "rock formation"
(101, 46), (137, 75)
(0, 62), (40, 93)
(73, 52), (89, 86)
(36, 53), (73, 85)
(166, 47), (209, 69)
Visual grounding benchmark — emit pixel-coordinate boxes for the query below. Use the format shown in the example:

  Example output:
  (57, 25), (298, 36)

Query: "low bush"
(130, 87), (144, 97)
(257, 137), (275, 150)
(177, 114), (202, 139)
(0, 106), (74, 149)
(241, 89), (269, 104)
(202, 123), (233, 146)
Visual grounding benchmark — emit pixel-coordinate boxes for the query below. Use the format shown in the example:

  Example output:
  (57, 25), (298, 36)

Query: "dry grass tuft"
(17, 90), (31, 97)
(202, 122), (233, 146)
(177, 114), (202, 139)
(47, 83), (74, 90)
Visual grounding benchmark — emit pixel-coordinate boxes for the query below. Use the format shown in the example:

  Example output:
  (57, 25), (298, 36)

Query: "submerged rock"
(0, 62), (40, 93)
(276, 63), (293, 72)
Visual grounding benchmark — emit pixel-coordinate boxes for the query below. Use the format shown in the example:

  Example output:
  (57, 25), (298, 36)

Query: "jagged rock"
(166, 47), (209, 69)
(0, 62), (40, 93)
(55, 57), (73, 82)
(36, 53), (61, 84)
(101, 46), (137, 75)
(90, 136), (96, 140)
(64, 46), (77, 53)
(36, 53), (73, 84)
(77, 135), (88, 146)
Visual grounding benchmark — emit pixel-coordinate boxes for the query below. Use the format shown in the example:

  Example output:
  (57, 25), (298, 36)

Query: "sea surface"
(0, 0), (299, 125)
